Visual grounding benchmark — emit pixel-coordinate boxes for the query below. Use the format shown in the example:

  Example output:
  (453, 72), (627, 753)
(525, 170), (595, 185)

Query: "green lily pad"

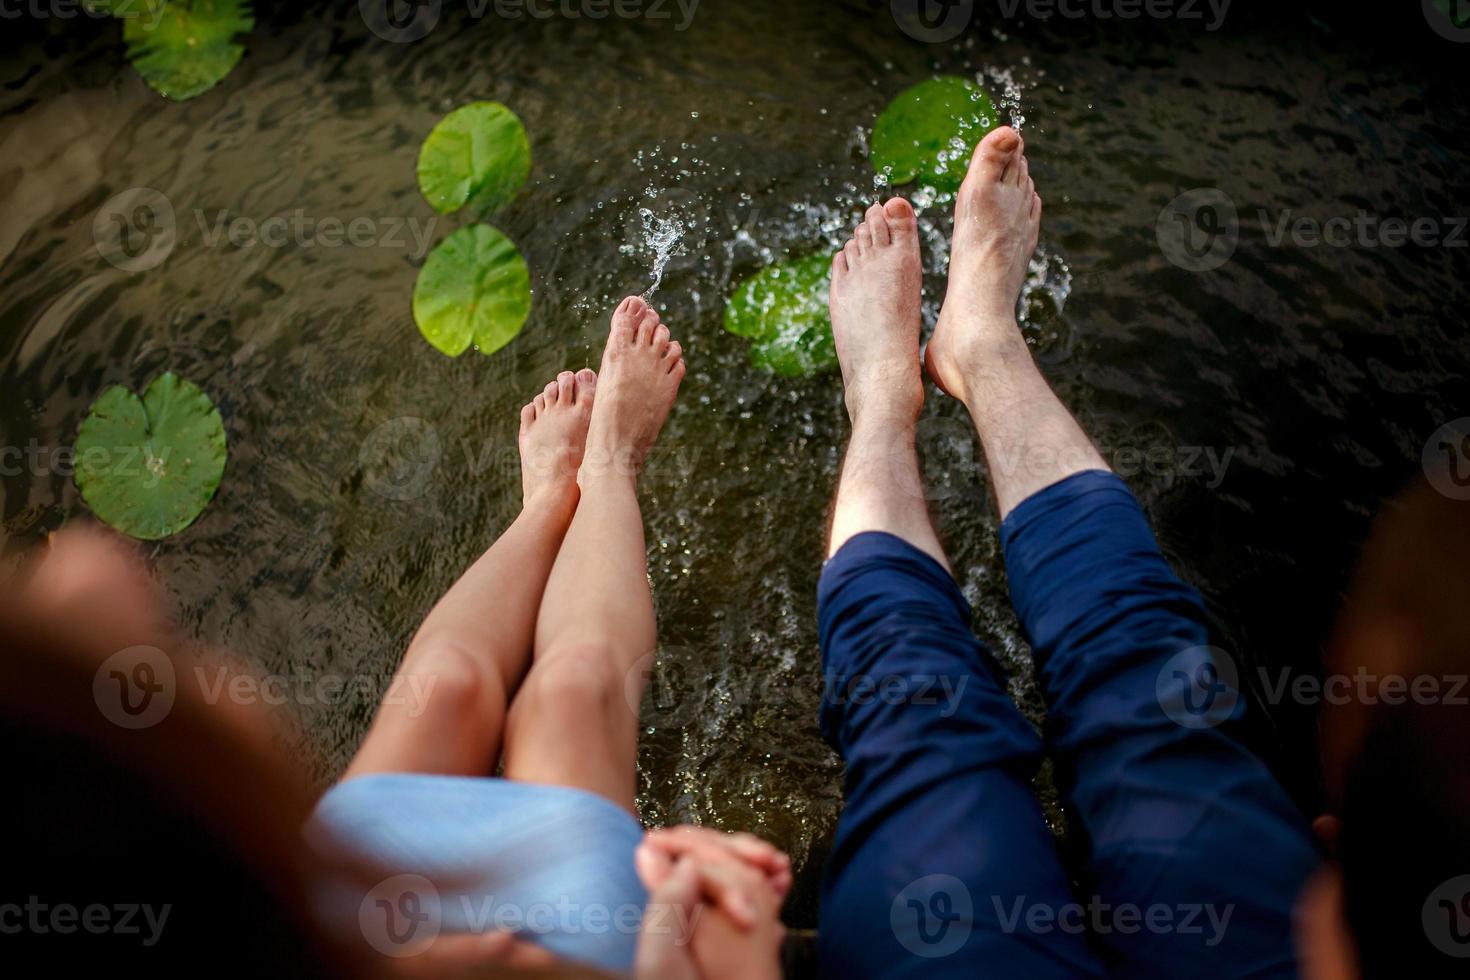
(123, 0), (254, 102)
(417, 102), (532, 216)
(75, 373), (227, 540)
(871, 76), (999, 193)
(723, 252), (838, 378)
(413, 224), (532, 357)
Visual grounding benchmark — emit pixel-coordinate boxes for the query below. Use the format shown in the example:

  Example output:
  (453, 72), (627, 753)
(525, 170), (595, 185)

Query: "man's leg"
(930, 126), (1320, 977)
(818, 200), (1104, 978)
(346, 370), (595, 779)
(501, 297), (685, 814)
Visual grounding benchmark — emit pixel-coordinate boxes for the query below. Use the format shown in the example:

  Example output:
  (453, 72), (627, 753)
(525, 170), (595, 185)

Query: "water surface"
(2, 1), (1466, 923)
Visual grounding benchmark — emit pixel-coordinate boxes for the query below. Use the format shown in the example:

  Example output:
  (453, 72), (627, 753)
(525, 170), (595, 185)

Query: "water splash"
(637, 208), (686, 299)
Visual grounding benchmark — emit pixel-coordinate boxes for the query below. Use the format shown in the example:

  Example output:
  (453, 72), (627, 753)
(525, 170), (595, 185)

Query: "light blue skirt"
(308, 773), (647, 973)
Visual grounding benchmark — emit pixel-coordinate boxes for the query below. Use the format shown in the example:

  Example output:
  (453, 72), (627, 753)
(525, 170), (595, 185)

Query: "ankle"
(844, 369), (924, 426)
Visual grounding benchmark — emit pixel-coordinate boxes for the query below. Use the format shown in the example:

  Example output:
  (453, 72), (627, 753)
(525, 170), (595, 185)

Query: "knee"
(507, 645), (630, 737)
(399, 638), (502, 725)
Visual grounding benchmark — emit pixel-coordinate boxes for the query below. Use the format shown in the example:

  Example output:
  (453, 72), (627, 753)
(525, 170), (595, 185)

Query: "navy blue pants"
(816, 471), (1320, 978)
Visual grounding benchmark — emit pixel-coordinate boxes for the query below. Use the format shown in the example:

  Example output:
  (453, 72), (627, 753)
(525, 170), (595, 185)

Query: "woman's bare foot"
(582, 296), (685, 483)
(829, 199), (925, 423)
(925, 126), (1042, 403)
(518, 369), (597, 510)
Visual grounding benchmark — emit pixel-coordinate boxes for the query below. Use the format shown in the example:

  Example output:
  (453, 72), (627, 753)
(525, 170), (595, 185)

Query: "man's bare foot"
(519, 369), (597, 510)
(582, 296), (685, 483)
(926, 126), (1042, 403)
(829, 199), (925, 423)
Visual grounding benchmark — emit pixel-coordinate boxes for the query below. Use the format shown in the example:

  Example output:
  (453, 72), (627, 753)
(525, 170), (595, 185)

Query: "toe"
(664, 340), (682, 369)
(883, 196), (916, 228)
(636, 308), (660, 345)
(611, 296), (644, 340)
(843, 240), (858, 266)
(1012, 153), (1029, 188)
(545, 381), (561, 405)
(653, 323), (671, 352)
(557, 371), (575, 403)
(520, 402), (536, 429)
(971, 126), (1021, 185)
(533, 393), (547, 414)
(866, 202), (891, 245)
(1031, 191), (1042, 220)
(831, 250), (848, 276)
(855, 222), (872, 253)
(574, 368), (597, 404)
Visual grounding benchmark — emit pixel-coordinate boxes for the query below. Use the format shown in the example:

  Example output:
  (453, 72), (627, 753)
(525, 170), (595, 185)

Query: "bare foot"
(925, 126), (1041, 402)
(829, 199), (925, 422)
(582, 296), (685, 482)
(518, 369), (597, 509)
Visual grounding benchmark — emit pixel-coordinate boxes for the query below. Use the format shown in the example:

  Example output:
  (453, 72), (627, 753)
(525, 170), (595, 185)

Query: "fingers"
(645, 826), (791, 882)
(642, 826), (793, 905)
(634, 858), (702, 980)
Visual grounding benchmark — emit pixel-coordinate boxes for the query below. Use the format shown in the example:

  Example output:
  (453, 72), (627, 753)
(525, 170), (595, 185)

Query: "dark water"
(2, 1), (1466, 925)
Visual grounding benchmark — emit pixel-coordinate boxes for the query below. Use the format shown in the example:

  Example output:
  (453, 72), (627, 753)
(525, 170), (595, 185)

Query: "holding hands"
(635, 826), (791, 980)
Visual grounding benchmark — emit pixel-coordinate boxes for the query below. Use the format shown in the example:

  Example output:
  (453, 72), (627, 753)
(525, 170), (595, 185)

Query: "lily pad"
(871, 76), (999, 193)
(75, 373), (227, 540)
(413, 224), (532, 357)
(723, 252), (837, 378)
(417, 102), (532, 216)
(123, 0), (254, 102)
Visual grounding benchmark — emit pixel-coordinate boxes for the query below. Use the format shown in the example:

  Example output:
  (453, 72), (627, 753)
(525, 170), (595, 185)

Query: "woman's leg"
(501, 296), (685, 813)
(345, 369), (597, 779)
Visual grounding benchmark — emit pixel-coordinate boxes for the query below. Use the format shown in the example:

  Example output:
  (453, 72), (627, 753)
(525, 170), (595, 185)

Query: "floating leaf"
(413, 225), (532, 357)
(75, 373), (227, 540)
(723, 252), (837, 378)
(871, 76), (999, 193)
(123, 0), (254, 102)
(417, 102), (532, 216)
